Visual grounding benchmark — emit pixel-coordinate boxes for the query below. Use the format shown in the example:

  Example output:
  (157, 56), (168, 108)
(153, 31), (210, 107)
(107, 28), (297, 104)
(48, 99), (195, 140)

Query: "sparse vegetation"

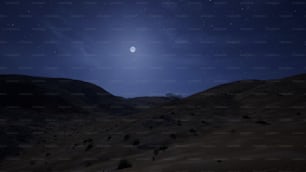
(83, 138), (93, 144)
(169, 133), (176, 139)
(123, 134), (130, 141)
(1, 74), (305, 171)
(117, 159), (132, 170)
(216, 159), (223, 163)
(72, 143), (78, 150)
(85, 161), (92, 167)
(242, 115), (251, 119)
(132, 139), (140, 145)
(230, 129), (236, 133)
(201, 120), (207, 124)
(177, 120), (182, 126)
(256, 120), (270, 125)
(159, 145), (168, 151)
(153, 145), (169, 157)
(153, 149), (159, 156)
(85, 144), (93, 151)
(30, 160), (35, 166)
(189, 128), (197, 135)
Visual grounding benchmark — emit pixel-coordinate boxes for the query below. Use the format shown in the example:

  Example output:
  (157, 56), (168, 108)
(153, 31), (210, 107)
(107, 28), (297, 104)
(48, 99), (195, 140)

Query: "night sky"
(0, 0), (306, 97)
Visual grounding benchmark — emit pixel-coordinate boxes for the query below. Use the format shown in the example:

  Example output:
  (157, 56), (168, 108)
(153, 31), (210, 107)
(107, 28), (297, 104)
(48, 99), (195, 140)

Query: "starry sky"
(0, 0), (306, 97)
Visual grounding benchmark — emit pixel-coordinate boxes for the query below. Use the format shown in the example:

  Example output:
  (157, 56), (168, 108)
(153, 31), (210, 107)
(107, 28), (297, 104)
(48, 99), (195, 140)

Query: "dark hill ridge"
(0, 75), (174, 114)
(0, 74), (133, 114)
(186, 74), (306, 106)
(0, 73), (305, 171)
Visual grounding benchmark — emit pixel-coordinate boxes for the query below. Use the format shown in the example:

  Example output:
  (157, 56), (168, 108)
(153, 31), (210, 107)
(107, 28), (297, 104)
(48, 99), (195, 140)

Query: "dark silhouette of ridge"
(0, 73), (305, 171)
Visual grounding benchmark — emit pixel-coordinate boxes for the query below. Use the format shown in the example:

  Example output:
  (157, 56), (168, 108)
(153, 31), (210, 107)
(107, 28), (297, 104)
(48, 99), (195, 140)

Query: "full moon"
(130, 46), (136, 53)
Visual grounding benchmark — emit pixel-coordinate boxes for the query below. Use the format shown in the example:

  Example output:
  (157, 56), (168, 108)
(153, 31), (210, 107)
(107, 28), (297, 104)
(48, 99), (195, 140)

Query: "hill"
(0, 74), (306, 171)
(0, 74), (133, 114)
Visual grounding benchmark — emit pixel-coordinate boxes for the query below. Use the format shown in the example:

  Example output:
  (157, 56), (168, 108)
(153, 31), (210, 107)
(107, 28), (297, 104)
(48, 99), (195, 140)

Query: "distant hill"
(0, 74), (135, 114)
(0, 74), (305, 171)
(127, 96), (178, 109)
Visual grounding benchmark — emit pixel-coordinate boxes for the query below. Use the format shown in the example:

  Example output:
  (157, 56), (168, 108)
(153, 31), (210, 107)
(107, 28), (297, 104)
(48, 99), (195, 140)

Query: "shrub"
(123, 134), (130, 141)
(30, 160), (35, 165)
(85, 144), (93, 151)
(242, 115), (250, 119)
(132, 139), (140, 145)
(117, 159), (132, 170)
(153, 149), (159, 156)
(177, 120), (182, 126)
(201, 120), (207, 124)
(169, 133), (176, 139)
(189, 128), (198, 136)
(256, 120), (270, 125)
(189, 128), (196, 133)
(159, 145), (168, 151)
(83, 138), (93, 144)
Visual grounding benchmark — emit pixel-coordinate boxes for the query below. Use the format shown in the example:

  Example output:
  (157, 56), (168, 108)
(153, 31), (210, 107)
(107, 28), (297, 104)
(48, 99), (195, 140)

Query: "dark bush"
(189, 128), (196, 133)
(169, 133), (176, 139)
(85, 161), (92, 167)
(117, 159), (132, 170)
(177, 120), (182, 126)
(159, 145), (168, 151)
(132, 139), (140, 145)
(83, 138), (93, 144)
(242, 115), (250, 119)
(256, 120), (270, 125)
(201, 120), (207, 124)
(123, 134), (130, 141)
(85, 144), (93, 151)
(230, 129), (236, 133)
(30, 160), (35, 165)
(153, 149), (159, 156)
(189, 128), (198, 136)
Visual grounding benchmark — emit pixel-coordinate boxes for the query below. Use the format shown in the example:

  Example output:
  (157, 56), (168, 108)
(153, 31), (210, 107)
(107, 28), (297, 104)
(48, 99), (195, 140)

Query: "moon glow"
(130, 46), (136, 53)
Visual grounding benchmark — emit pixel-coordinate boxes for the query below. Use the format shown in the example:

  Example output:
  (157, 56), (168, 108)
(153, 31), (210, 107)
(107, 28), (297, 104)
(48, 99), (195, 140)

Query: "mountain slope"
(0, 74), (306, 172)
(0, 74), (132, 114)
(0, 74), (136, 163)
